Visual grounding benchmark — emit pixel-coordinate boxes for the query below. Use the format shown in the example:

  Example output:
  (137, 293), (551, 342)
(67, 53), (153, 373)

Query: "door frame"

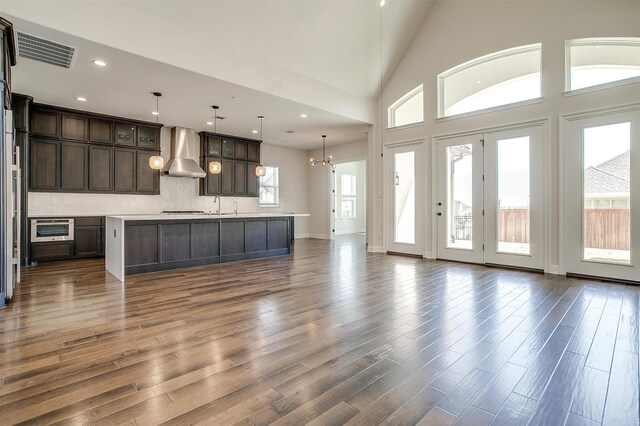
(328, 156), (368, 240)
(431, 118), (551, 271)
(383, 138), (426, 256)
(559, 102), (640, 278)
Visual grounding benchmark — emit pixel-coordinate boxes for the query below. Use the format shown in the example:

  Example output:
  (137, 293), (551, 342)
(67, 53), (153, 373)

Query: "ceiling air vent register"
(16, 31), (76, 69)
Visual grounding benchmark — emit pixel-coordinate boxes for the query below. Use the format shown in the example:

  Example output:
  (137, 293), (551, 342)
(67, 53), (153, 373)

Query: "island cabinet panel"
(268, 219), (290, 250)
(121, 217), (291, 276)
(125, 224), (159, 266)
(162, 223), (191, 262)
(246, 221), (267, 253)
(193, 222), (219, 258)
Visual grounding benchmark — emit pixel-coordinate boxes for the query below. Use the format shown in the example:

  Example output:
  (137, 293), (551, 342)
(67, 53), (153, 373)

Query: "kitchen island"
(105, 213), (309, 281)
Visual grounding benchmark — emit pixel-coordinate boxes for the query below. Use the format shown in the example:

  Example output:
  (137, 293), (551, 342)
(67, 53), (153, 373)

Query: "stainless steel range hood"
(161, 127), (206, 178)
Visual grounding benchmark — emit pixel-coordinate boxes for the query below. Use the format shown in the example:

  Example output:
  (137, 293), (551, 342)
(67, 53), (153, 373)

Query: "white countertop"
(107, 212), (310, 220)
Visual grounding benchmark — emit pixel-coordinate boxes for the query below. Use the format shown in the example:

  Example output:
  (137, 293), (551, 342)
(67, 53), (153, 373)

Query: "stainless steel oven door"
(31, 219), (74, 242)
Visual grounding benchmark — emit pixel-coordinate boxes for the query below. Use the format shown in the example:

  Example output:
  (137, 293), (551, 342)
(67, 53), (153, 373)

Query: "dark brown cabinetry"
(29, 104), (161, 195)
(60, 142), (88, 191)
(198, 132), (261, 197)
(30, 138), (60, 190)
(30, 216), (105, 261)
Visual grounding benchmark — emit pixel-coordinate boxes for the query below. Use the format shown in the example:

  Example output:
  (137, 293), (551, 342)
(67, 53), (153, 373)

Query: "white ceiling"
(0, 0), (434, 149)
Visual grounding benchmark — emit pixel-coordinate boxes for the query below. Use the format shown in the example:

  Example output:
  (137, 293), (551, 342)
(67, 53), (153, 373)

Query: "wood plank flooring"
(1, 235), (639, 425)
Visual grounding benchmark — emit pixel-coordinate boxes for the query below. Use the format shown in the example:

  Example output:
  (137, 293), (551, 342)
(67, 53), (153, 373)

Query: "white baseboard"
(294, 233), (310, 239)
(423, 252), (433, 259)
(308, 233), (330, 240)
(367, 245), (384, 253)
(334, 229), (366, 235)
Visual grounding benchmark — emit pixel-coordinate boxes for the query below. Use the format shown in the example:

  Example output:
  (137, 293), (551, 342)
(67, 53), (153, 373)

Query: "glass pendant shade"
(148, 155), (164, 170)
(255, 165), (266, 177)
(209, 160), (222, 174)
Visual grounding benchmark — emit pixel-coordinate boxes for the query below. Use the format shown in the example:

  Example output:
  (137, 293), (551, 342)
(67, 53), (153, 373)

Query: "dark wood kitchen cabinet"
(29, 103), (163, 195)
(31, 241), (74, 261)
(89, 145), (113, 192)
(30, 138), (60, 190)
(75, 217), (104, 257)
(60, 142), (88, 191)
(114, 148), (136, 192)
(198, 131), (261, 197)
(136, 151), (159, 193)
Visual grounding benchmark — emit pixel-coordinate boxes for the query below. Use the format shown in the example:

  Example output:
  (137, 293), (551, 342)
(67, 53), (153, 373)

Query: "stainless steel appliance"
(31, 219), (75, 242)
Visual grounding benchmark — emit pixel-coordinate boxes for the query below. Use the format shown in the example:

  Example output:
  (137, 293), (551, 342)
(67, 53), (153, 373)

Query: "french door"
(436, 125), (544, 269)
(564, 108), (640, 281)
(385, 142), (423, 255)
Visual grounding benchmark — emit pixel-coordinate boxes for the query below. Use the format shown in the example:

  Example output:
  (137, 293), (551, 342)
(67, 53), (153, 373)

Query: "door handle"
(437, 202), (442, 206)
(437, 212), (442, 216)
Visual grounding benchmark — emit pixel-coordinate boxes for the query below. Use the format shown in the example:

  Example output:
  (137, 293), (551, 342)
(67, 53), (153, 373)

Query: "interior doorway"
(331, 160), (367, 236)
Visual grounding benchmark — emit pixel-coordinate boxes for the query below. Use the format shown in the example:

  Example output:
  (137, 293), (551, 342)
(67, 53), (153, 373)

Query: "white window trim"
(437, 43), (542, 118)
(435, 97), (544, 123)
(565, 37), (640, 93)
(259, 166), (279, 207)
(387, 84), (424, 129)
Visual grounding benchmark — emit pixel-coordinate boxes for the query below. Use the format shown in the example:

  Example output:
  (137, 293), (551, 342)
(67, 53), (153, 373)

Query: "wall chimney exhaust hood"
(162, 127), (206, 178)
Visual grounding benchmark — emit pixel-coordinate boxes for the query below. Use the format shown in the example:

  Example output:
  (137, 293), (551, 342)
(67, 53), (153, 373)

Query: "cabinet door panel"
(137, 151), (159, 193)
(62, 115), (88, 141)
(31, 110), (59, 138)
(114, 148), (136, 192)
(61, 142), (88, 191)
(235, 141), (247, 159)
(115, 123), (136, 147)
(222, 139), (235, 158)
(221, 160), (235, 195)
(247, 142), (260, 162)
(31, 241), (74, 261)
(89, 119), (113, 144)
(75, 226), (102, 257)
(30, 139), (60, 190)
(89, 146), (113, 191)
(204, 157), (221, 195)
(207, 136), (222, 156)
(235, 161), (247, 195)
(138, 126), (159, 150)
(247, 162), (259, 197)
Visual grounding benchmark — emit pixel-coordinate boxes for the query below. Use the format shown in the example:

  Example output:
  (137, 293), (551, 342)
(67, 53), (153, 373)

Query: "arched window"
(388, 84), (423, 128)
(438, 44), (542, 118)
(567, 38), (640, 91)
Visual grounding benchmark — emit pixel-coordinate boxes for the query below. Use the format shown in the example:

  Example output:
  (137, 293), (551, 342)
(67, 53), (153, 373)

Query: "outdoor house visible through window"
(438, 44), (541, 118)
(388, 84), (423, 128)
(340, 174), (356, 218)
(567, 38), (640, 91)
(259, 166), (278, 206)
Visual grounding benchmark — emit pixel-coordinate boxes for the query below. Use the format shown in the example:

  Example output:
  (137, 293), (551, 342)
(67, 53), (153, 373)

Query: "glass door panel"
(497, 136), (530, 255)
(446, 144), (473, 250)
(385, 142), (423, 255)
(582, 122), (630, 264)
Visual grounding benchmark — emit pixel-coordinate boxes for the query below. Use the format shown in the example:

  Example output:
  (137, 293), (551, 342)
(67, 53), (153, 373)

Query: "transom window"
(259, 166), (279, 206)
(438, 44), (541, 118)
(388, 85), (423, 128)
(567, 38), (640, 91)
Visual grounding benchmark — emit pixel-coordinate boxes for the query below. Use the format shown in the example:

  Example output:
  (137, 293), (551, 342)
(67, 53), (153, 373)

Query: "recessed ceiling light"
(252, 130), (258, 134)
(92, 59), (107, 67)
(300, 113), (308, 118)
(76, 97), (87, 102)
(206, 121), (213, 125)
(152, 111), (160, 116)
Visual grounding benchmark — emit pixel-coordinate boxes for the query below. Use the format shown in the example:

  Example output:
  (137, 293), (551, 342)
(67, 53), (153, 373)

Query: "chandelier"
(309, 135), (334, 168)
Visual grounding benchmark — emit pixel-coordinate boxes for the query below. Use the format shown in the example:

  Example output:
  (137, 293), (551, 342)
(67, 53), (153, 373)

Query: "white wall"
(29, 127), (311, 237)
(374, 0), (640, 270)
(334, 160), (366, 235)
(308, 140), (368, 239)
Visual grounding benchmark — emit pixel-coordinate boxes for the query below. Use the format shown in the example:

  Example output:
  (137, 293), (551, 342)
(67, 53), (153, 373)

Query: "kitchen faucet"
(212, 195), (220, 215)
(233, 201), (238, 215)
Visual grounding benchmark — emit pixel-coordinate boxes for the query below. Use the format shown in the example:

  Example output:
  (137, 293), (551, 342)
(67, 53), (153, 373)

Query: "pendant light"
(208, 105), (222, 175)
(255, 115), (267, 177)
(309, 135), (334, 168)
(148, 92), (165, 170)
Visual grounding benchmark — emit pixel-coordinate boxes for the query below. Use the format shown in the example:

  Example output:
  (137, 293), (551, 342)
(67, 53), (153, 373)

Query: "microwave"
(31, 219), (74, 242)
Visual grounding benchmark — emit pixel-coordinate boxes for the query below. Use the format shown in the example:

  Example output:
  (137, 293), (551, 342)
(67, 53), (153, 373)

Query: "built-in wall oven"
(31, 219), (75, 242)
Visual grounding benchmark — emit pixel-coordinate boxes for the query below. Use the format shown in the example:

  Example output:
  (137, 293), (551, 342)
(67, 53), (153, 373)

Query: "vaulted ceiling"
(1, 0), (434, 149)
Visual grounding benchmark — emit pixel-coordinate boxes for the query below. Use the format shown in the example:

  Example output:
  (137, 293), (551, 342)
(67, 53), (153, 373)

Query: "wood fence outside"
(499, 209), (530, 244)
(584, 209), (630, 250)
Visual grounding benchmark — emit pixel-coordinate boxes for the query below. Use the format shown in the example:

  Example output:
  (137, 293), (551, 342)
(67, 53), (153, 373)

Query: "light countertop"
(106, 213), (310, 221)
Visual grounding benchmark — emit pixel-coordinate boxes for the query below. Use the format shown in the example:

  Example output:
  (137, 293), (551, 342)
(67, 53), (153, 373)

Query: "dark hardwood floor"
(1, 235), (639, 425)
